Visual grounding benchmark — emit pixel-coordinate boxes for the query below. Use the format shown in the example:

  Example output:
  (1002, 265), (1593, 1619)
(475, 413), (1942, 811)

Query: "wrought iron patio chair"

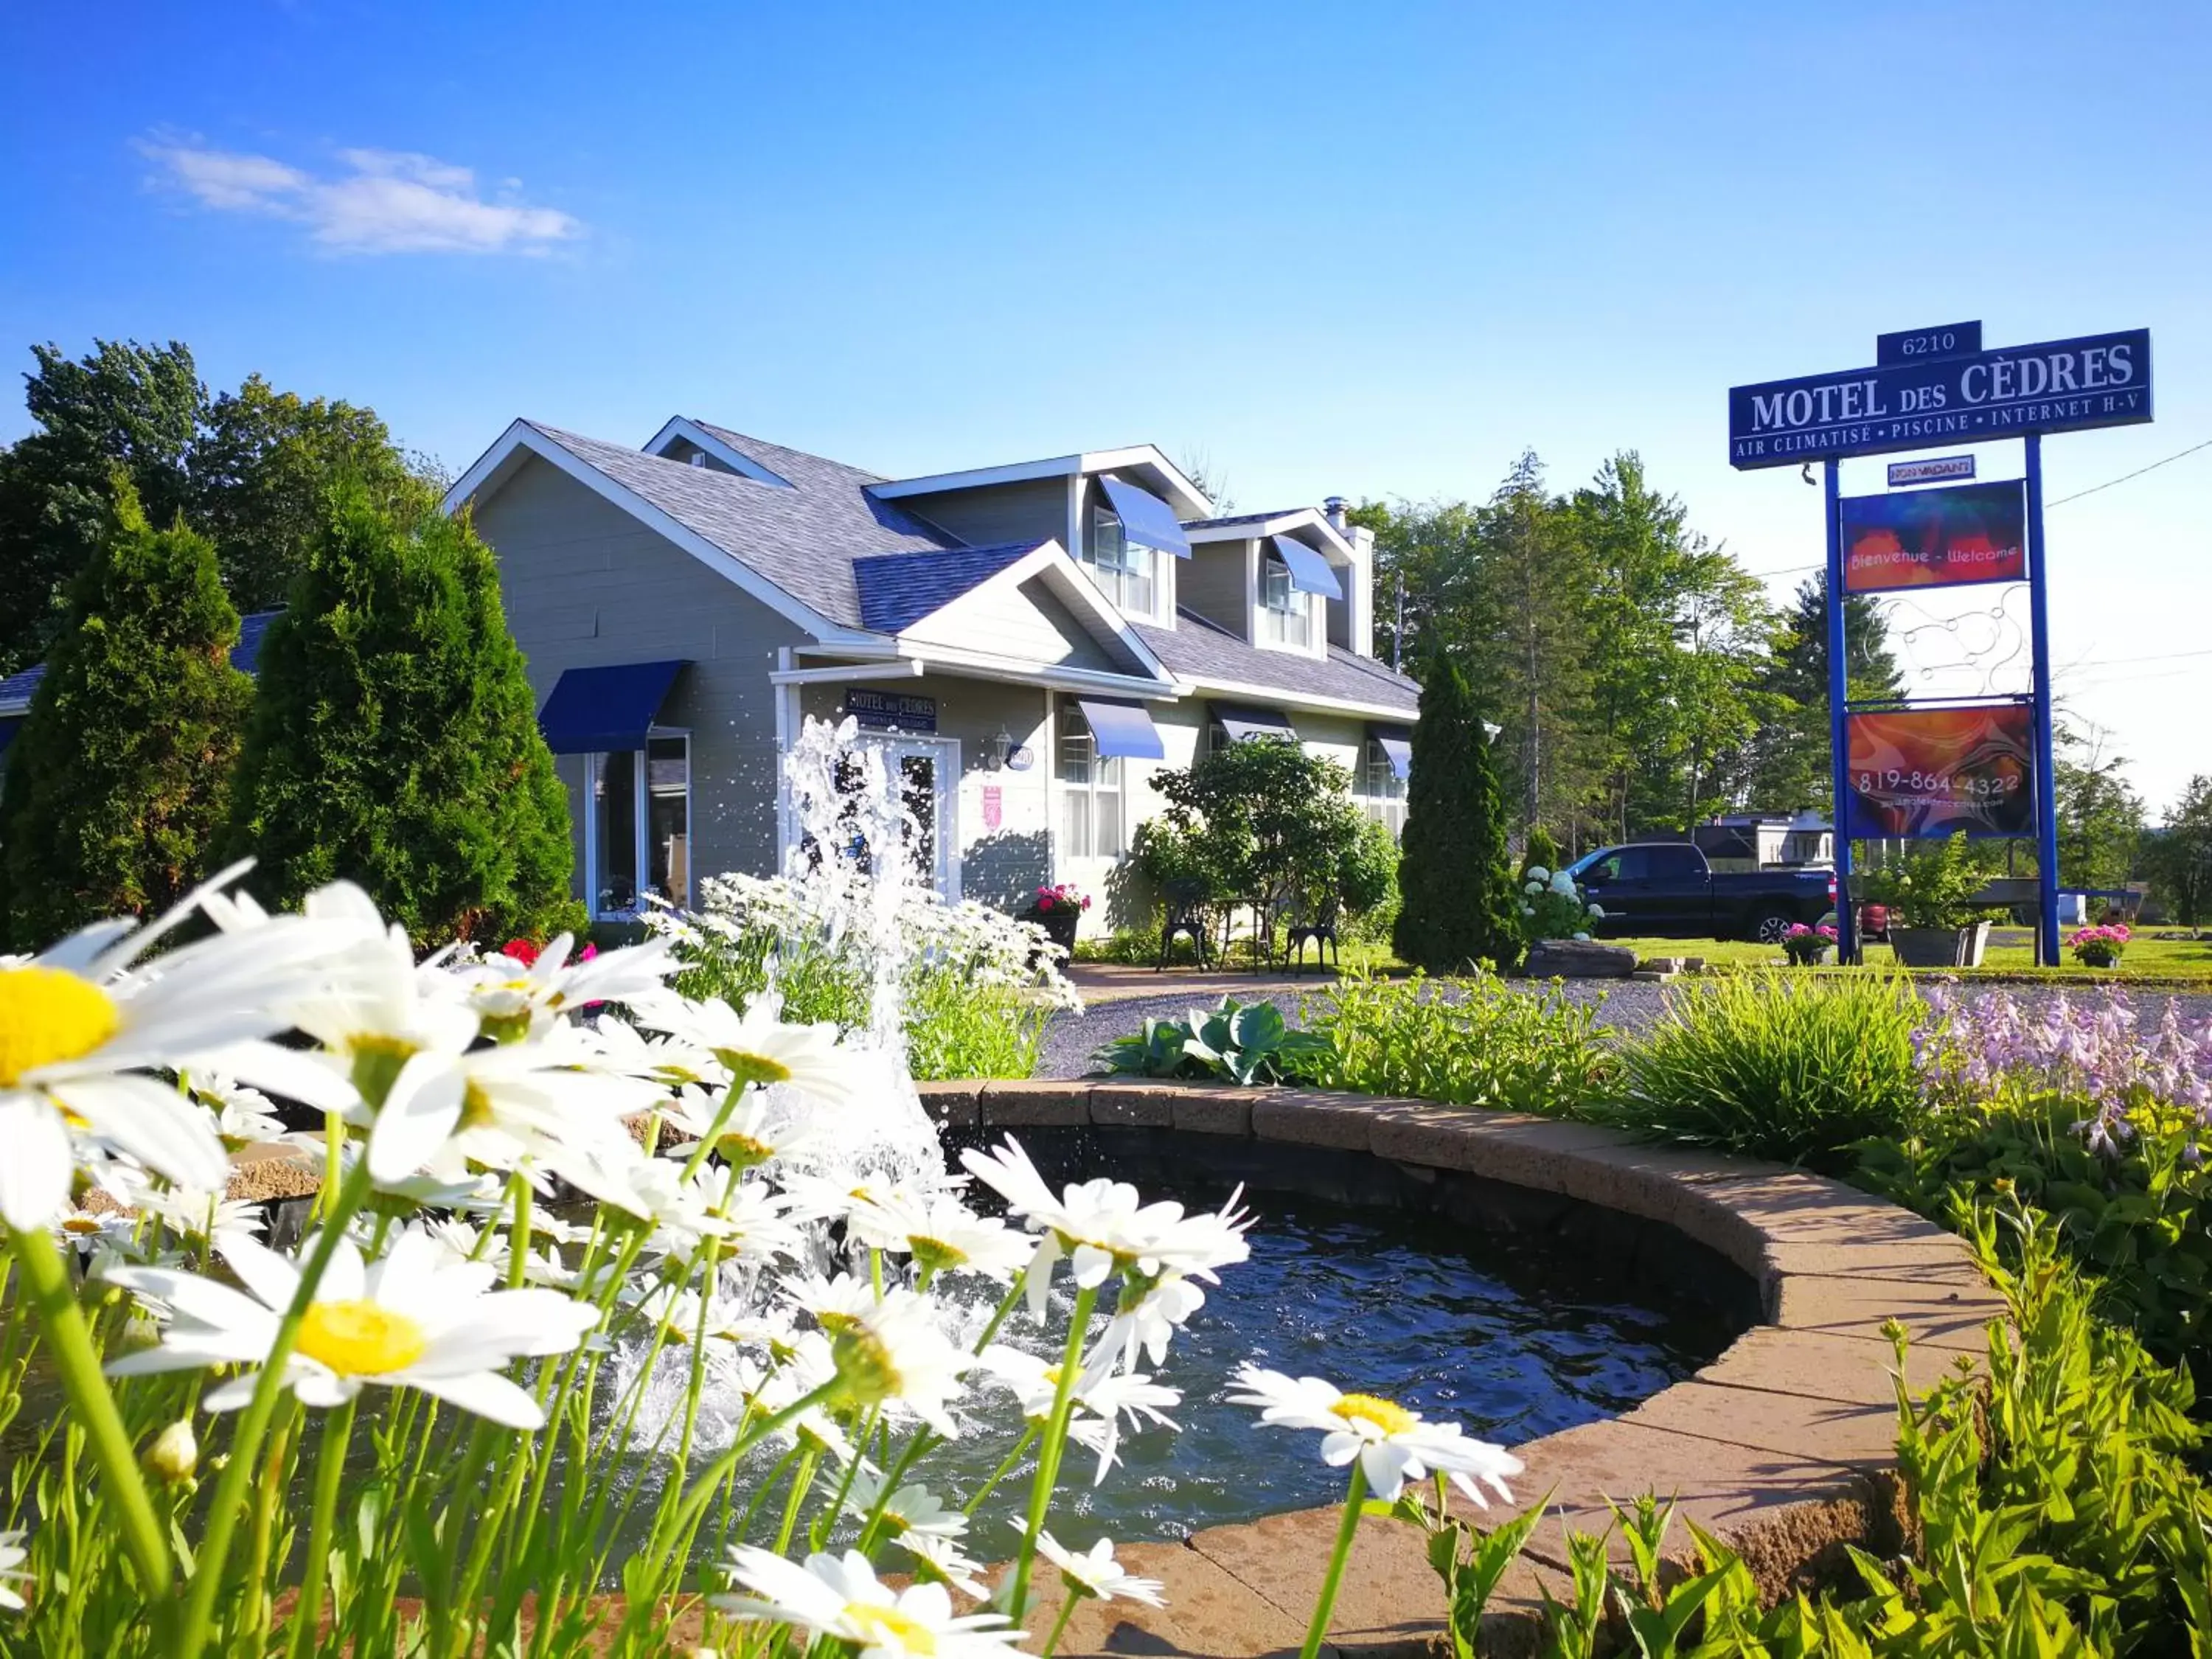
(1155, 879), (1214, 970)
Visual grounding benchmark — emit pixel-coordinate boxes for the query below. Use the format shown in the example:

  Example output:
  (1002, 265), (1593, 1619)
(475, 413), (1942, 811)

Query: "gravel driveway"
(1037, 978), (2212, 1081)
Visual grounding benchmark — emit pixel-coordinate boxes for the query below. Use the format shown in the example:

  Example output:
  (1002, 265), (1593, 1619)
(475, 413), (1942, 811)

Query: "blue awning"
(1211, 702), (1298, 744)
(1074, 697), (1165, 760)
(1371, 724), (1413, 779)
(1098, 475), (1192, 558)
(538, 660), (689, 754)
(1271, 535), (1343, 599)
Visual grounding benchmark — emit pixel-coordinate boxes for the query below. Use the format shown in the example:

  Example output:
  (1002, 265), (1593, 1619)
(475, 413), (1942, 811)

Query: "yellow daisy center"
(297, 1300), (428, 1377)
(846, 1604), (936, 1655)
(0, 967), (119, 1086)
(458, 1080), (498, 1131)
(1332, 1393), (1418, 1436)
(347, 1034), (420, 1107)
(908, 1236), (967, 1276)
(60, 1215), (105, 1235)
(830, 1326), (902, 1405)
(712, 1047), (793, 1089)
(714, 1130), (776, 1169)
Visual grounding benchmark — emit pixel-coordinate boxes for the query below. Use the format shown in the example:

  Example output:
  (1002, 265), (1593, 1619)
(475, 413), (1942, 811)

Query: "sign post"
(2024, 435), (2061, 965)
(1823, 459), (1857, 963)
(1731, 322), (2152, 965)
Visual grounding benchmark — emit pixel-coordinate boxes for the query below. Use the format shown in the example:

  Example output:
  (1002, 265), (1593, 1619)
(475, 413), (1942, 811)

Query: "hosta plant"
(1091, 998), (1332, 1085)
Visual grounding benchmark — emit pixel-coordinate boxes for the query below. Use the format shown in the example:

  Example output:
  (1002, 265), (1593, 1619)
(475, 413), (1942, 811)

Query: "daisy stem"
(285, 1396), (356, 1659)
(7, 1224), (173, 1598)
(665, 1379), (841, 1546)
(506, 1172), (533, 1290)
(173, 1155), (375, 1659)
(1006, 1280), (1098, 1623)
(969, 1276), (1026, 1357)
(961, 1423), (1037, 1517)
(1039, 1587), (1084, 1659)
(772, 1448), (818, 1554)
(1299, 1461), (1368, 1659)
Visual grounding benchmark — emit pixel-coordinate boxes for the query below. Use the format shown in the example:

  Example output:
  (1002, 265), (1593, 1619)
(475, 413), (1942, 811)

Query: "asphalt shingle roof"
(0, 608), (282, 711)
(527, 422), (957, 630)
(851, 541), (1044, 633)
(1182, 509), (1308, 530)
(1133, 608), (1419, 714)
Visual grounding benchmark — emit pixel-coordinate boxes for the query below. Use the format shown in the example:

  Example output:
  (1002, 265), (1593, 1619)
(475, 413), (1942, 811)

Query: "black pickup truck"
(1562, 843), (1837, 943)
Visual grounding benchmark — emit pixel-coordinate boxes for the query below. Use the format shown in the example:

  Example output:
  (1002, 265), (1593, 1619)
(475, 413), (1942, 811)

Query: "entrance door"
(859, 735), (960, 900)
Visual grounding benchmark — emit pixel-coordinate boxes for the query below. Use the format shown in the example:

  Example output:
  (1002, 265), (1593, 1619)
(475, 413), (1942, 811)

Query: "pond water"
(900, 1183), (1738, 1550)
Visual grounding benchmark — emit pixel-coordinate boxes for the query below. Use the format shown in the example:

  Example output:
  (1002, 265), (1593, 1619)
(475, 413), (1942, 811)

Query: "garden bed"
(907, 1080), (2000, 1657)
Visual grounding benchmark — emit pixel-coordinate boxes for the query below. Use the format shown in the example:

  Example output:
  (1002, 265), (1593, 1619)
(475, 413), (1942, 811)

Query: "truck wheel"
(1751, 913), (1794, 944)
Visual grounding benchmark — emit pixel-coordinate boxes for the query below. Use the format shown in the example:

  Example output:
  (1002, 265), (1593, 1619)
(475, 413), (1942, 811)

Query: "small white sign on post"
(1886, 453), (1977, 487)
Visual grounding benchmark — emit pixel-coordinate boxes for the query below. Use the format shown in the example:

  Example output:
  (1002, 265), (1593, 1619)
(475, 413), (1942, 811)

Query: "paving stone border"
(220, 1088), (2001, 1657)
(917, 1079), (2003, 1658)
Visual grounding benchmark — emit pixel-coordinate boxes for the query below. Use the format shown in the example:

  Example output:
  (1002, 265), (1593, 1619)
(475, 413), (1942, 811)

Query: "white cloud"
(140, 140), (582, 255)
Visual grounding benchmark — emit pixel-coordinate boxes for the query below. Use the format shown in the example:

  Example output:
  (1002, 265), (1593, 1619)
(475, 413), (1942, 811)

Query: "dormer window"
(1084, 505), (1156, 617)
(1260, 554), (1312, 648)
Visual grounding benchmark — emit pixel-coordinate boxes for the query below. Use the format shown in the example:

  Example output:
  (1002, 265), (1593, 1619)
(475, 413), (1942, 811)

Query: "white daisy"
(49, 1200), (139, 1261)
(959, 1140), (1251, 1319)
(844, 1471), (969, 1541)
(823, 1287), (970, 1439)
(182, 1071), (288, 1149)
(894, 1531), (990, 1600)
(0, 866), (372, 1231)
(105, 1227), (597, 1429)
(136, 1183), (266, 1248)
(631, 991), (869, 1106)
(462, 933), (676, 1042)
(0, 1528), (27, 1611)
(846, 1188), (1032, 1284)
(627, 1163), (803, 1266)
(658, 1083), (821, 1172)
(1037, 1533), (1166, 1607)
(1227, 1367), (1523, 1505)
(712, 1547), (1022, 1659)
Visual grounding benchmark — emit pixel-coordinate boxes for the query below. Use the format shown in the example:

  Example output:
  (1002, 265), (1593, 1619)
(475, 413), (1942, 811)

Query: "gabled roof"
(1133, 608), (1420, 717)
(852, 541), (1043, 633)
(0, 608), (282, 715)
(1181, 506), (1357, 560)
(866, 445), (1213, 519)
(446, 420), (956, 636)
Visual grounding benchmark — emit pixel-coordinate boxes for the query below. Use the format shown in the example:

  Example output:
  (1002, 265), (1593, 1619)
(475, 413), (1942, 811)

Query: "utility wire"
(2048, 437), (2212, 506)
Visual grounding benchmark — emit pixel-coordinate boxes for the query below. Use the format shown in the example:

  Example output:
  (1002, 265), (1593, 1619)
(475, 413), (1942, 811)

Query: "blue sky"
(4, 1), (2207, 808)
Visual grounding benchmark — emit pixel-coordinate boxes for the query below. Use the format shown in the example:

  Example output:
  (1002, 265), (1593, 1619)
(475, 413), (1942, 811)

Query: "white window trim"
(582, 726), (693, 920)
(852, 731), (963, 901)
(1055, 702), (1127, 861)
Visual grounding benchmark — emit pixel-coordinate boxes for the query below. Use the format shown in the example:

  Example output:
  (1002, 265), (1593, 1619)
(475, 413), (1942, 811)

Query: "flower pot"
(1024, 903), (1080, 954)
(1784, 946), (1833, 967)
(1889, 922), (1991, 969)
(2076, 948), (2122, 969)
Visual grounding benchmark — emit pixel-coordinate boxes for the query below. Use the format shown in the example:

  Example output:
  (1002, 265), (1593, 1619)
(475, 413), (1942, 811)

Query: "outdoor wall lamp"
(989, 724), (1015, 770)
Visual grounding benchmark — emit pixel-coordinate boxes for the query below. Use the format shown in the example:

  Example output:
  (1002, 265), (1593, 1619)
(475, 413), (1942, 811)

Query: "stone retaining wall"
(916, 1079), (2002, 1658)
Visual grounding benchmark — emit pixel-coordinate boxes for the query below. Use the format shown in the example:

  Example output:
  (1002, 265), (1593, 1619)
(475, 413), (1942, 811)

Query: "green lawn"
(1607, 930), (2212, 987)
(1077, 925), (2212, 987)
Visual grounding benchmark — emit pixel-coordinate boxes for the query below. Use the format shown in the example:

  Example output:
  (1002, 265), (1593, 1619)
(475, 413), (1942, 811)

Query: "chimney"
(1323, 495), (1347, 533)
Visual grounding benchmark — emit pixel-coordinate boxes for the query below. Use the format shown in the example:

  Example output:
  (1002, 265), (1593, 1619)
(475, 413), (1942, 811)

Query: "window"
(1644, 844), (1703, 880)
(1259, 555), (1311, 648)
(589, 734), (689, 915)
(1083, 505), (1156, 617)
(1057, 702), (1124, 858)
(1360, 739), (1407, 839)
(647, 735), (689, 902)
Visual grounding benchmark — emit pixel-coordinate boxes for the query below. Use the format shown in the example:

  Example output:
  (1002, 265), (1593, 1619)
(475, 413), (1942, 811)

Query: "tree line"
(1352, 450), (2192, 908)
(0, 338), (578, 949)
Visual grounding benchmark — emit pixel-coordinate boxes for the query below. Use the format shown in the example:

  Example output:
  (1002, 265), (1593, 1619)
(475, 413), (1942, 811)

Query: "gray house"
(444, 417), (1419, 932)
